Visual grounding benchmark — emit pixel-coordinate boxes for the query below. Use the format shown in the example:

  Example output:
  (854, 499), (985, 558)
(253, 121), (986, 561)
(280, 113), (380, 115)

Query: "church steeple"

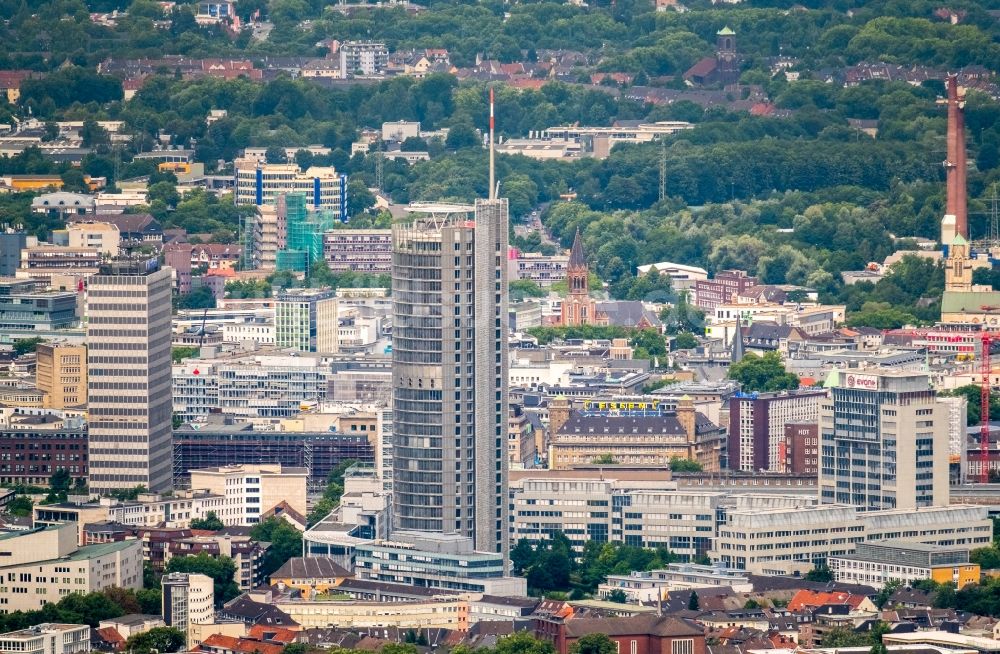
(731, 312), (745, 363)
(569, 228), (586, 267)
(560, 228), (593, 326)
(567, 228), (589, 295)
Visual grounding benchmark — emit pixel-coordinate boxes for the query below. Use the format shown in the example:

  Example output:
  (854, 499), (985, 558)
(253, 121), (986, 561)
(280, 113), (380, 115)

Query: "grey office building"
(819, 371), (949, 511)
(391, 199), (509, 555)
(86, 258), (174, 493)
(0, 232), (27, 277)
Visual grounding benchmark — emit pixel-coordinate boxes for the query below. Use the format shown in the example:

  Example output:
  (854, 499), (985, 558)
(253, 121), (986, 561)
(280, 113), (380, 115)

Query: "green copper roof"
(823, 369), (839, 388)
(717, 26), (735, 35)
(941, 290), (1000, 313)
(952, 234), (968, 246)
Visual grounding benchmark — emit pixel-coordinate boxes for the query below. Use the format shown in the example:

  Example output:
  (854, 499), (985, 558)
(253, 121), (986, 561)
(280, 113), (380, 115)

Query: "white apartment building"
(819, 371), (950, 511)
(222, 318), (275, 346)
(598, 563), (752, 603)
(162, 572), (214, 642)
(0, 524), (142, 612)
(340, 41), (389, 77)
(233, 160), (346, 217)
(188, 463), (308, 527)
(711, 503), (992, 576)
(0, 624), (91, 654)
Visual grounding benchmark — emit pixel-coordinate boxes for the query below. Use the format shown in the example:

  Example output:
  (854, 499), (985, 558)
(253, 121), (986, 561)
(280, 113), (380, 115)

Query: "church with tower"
(557, 228), (662, 330)
(683, 26), (741, 86)
(560, 228), (596, 326)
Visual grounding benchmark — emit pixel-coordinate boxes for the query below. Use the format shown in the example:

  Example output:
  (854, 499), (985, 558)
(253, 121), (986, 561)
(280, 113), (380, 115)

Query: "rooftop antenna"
(489, 86), (496, 201)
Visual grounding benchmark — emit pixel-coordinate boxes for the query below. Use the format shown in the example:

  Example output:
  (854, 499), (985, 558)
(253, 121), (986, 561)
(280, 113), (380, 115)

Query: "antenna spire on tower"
(489, 86), (496, 201)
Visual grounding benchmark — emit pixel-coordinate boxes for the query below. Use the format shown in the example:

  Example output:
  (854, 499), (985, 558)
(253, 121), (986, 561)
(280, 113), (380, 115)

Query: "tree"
(6, 496), (32, 517)
(176, 286), (216, 310)
(346, 178), (375, 219)
(607, 589), (628, 603)
(805, 563), (833, 582)
(510, 279), (545, 299)
(971, 546), (1000, 570)
(674, 332), (698, 350)
(50, 468), (72, 494)
(165, 552), (240, 604)
(744, 599), (760, 609)
(125, 627), (186, 654)
(669, 457), (703, 473)
(875, 579), (902, 609)
(688, 591), (700, 611)
(446, 121), (480, 149)
(820, 627), (869, 648)
(400, 137), (429, 152)
(728, 352), (799, 392)
(592, 453), (617, 464)
(13, 337), (45, 356)
(570, 634), (617, 654)
(172, 347), (199, 363)
(494, 632), (555, 654)
(265, 146), (288, 164)
(250, 517), (303, 576)
(137, 589), (162, 615)
(869, 620), (891, 654)
(189, 511), (224, 531)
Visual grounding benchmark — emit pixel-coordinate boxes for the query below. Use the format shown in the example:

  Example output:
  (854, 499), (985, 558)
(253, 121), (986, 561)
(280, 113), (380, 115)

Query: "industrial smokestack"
(944, 75), (968, 241)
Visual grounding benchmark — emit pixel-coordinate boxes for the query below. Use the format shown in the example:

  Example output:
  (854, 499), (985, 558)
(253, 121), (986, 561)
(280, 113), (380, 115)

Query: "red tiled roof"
(199, 635), (285, 654)
(684, 57), (718, 79)
(787, 590), (866, 611)
(247, 625), (298, 644)
(97, 627), (126, 650)
(0, 71), (32, 88)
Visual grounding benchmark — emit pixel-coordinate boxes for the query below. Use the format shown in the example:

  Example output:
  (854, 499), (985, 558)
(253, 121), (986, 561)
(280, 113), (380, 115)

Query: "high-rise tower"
(391, 199), (509, 554)
(391, 90), (509, 555)
(86, 257), (173, 493)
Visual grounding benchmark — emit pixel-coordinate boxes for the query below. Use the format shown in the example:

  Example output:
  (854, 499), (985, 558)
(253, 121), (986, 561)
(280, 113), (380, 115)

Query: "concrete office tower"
(162, 572), (214, 641)
(728, 389), (825, 472)
(275, 288), (338, 353)
(391, 200), (509, 555)
(819, 371), (949, 510)
(36, 342), (87, 408)
(86, 258), (173, 493)
(0, 231), (28, 277)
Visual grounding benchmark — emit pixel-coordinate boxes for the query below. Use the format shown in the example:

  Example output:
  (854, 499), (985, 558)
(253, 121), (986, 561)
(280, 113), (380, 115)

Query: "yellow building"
(828, 540), (980, 590)
(269, 556), (350, 594)
(158, 162), (193, 174)
(0, 174), (100, 192)
(36, 343), (87, 409)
